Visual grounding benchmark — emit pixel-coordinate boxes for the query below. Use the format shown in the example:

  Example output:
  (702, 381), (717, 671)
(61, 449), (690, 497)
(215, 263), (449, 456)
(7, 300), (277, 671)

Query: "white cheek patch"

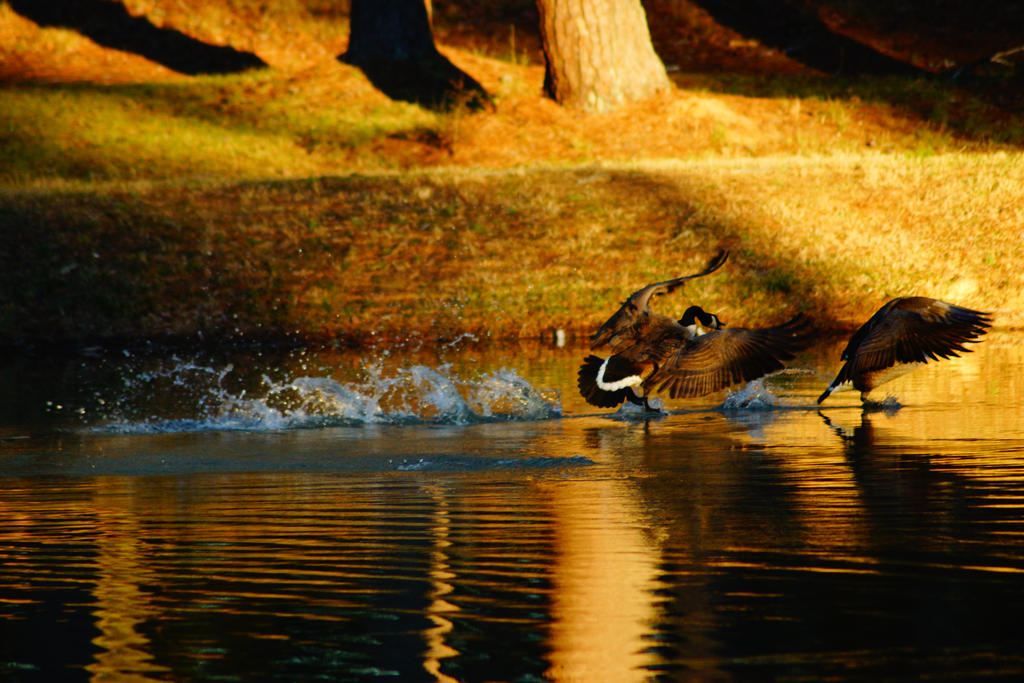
(596, 357), (643, 392)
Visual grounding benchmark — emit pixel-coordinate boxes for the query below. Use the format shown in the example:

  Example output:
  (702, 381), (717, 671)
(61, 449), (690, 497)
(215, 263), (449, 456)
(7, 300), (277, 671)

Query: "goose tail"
(578, 355), (634, 408)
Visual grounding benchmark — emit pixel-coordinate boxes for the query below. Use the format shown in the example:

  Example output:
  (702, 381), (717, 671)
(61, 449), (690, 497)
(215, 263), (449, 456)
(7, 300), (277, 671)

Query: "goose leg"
(625, 387), (660, 413)
(628, 392), (657, 413)
(626, 391), (647, 408)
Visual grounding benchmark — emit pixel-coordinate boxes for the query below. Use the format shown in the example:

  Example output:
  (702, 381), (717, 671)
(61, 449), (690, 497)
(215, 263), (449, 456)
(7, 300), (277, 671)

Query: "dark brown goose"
(579, 304), (723, 409)
(578, 250), (726, 409)
(817, 297), (992, 404)
(579, 296), (815, 410)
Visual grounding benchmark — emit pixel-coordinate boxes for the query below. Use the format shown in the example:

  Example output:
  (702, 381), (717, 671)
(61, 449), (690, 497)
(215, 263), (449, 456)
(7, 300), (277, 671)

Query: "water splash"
(613, 397), (665, 418)
(862, 395), (903, 415)
(94, 358), (561, 434)
(719, 378), (783, 411)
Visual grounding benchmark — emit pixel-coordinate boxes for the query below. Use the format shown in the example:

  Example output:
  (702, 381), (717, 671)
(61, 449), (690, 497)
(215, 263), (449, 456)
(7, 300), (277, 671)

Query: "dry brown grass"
(628, 154), (1024, 325)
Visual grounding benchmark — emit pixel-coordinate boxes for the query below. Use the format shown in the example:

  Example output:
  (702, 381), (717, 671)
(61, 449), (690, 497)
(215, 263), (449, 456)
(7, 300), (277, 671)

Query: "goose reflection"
(819, 409), (881, 454)
(818, 410), (964, 543)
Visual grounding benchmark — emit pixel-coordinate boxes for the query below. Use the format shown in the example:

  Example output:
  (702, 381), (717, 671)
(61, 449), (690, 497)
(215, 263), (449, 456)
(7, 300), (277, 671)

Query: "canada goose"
(579, 311), (814, 410)
(580, 268), (815, 410)
(817, 297), (992, 404)
(579, 303), (723, 409)
(579, 250), (726, 410)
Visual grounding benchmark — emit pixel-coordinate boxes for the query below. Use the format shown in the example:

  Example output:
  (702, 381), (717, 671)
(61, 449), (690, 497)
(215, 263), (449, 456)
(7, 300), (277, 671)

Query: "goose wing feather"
(839, 298), (992, 382)
(647, 315), (814, 398)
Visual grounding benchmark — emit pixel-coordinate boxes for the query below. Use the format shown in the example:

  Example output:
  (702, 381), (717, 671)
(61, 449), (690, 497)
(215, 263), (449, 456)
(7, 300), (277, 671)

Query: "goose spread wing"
(647, 315), (813, 398)
(842, 297), (992, 378)
(590, 250), (728, 352)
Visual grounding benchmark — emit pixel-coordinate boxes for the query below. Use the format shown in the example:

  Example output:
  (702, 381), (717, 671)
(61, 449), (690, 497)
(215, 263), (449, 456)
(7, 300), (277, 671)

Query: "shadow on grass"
(8, 0), (265, 75)
(669, 1), (1024, 146)
(584, 170), (840, 329)
(0, 200), (281, 348)
(0, 170), (846, 350)
(673, 70), (1024, 148)
(688, 0), (927, 78)
(339, 54), (491, 111)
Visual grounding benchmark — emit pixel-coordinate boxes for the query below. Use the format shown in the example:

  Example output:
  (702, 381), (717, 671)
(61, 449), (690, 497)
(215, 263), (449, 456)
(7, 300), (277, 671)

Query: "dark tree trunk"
(536, 0), (671, 112)
(340, 0), (489, 110)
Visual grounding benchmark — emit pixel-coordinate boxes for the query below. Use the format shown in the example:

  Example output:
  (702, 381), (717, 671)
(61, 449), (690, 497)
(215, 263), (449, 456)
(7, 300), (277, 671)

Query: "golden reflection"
(543, 478), (665, 683)
(811, 348), (1024, 468)
(806, 333), (1024, 448)
(85, 479), (168, 683)
(422, 483), (460, 683)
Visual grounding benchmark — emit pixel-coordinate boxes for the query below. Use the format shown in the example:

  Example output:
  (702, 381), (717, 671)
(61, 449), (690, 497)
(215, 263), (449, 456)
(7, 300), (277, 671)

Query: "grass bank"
(3, 153), (1020, 349)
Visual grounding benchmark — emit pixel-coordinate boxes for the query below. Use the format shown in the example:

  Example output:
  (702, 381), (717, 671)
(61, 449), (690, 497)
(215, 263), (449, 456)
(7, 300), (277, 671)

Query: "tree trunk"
(536, 0), (671, 112)
(341, 0), (488, 110)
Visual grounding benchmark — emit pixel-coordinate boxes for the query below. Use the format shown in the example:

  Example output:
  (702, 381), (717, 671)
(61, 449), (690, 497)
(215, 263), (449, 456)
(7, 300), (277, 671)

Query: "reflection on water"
(2, 334), (1024, 680)
(85, 482), (170, 683)
(545, 477), (664, 682)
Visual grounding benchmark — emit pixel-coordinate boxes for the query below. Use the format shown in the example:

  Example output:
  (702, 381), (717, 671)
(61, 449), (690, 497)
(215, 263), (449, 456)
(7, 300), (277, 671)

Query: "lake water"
(2, 332), (1024, 682)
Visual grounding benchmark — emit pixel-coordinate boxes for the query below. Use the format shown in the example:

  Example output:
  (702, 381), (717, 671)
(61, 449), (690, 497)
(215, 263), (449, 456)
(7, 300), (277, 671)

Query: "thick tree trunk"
(536, 0), (671, 112)
(341, 0), (488, 110)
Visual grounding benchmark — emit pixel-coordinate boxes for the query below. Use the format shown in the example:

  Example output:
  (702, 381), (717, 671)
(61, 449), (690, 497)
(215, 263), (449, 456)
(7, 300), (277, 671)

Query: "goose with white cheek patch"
(817, 296), (992, 405)
(577, 251), (815, 411)
(578, 304), (724, 409)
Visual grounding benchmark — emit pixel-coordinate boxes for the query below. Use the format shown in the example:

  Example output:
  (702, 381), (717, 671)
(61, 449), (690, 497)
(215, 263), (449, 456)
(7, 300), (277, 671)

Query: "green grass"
(0, 72), (440, 185)
(1, 84), (299, 181)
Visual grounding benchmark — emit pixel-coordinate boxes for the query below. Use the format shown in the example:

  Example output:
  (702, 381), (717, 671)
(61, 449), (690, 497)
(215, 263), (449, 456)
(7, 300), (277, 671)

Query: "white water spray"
(93, 357), (561, 434)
